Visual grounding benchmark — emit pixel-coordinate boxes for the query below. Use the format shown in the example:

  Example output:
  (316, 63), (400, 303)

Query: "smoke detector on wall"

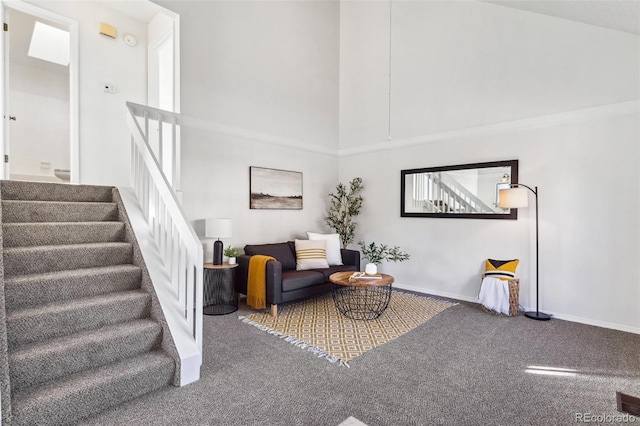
(123, 34), (137, 47)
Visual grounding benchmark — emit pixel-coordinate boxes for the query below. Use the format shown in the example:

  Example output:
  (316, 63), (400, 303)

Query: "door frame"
(0, 0), (79, 183)
(147, 8), (181, 190)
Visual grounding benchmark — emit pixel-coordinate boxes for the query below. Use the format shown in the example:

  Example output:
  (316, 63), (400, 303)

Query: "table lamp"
(206, 218), (232, 265)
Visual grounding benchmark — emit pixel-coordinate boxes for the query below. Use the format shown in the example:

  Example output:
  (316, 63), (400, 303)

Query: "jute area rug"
(239, 291), (457, 366)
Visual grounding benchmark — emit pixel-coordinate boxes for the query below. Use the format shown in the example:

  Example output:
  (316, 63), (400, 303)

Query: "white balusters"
(126, 101), (203, 354)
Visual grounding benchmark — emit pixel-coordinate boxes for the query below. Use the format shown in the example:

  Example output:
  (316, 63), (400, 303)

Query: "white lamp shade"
(205, 218), (232, 238)
(499, 187), (529, 209)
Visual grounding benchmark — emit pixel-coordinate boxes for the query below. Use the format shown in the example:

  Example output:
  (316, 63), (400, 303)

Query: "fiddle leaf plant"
(325, 177), (364, 249)
(358, 241), (410, 265)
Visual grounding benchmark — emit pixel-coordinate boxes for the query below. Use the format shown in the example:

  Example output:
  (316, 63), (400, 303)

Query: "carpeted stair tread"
(1, 180), (113, 203)
(10, 351), (174, 426)
(9, 319), (162, 391)
(4, 265), (142, 311)
(3, 222), (126, 247)
(0, 181), (177, 425)
(3, 242), (133, 277)
(7, 290), (152, 349)
(2, 200), (118, 223)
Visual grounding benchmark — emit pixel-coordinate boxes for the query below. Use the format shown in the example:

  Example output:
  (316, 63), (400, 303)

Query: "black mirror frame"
(400, 159), (519, 220)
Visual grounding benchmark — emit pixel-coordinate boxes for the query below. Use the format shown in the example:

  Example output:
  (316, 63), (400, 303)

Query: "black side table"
(203, 263), (238, 315)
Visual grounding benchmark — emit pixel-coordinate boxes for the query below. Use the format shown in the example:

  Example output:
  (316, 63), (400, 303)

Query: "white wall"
(341, 113), (639, 332)
(181, 125), (338, 262)
(27, 1), (148, 186)
(340, 0), (639, 148)
(9, 63), (69, 179)
(158, 0), (339, 150)
(339, 1), (640, 332)
(156, 0), (340, 258)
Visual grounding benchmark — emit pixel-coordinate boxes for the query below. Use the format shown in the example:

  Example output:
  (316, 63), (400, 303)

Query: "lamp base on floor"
(525, 311), (551, 321)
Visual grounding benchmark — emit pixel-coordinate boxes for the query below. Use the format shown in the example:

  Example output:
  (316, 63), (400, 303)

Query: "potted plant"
(325, 177), (364, 249)
(358, 241), (410, 275)
(223, 246), (240, 265)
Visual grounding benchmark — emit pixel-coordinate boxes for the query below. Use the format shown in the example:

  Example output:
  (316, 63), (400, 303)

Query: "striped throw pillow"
(295, 239), (329, 271)
(485, 259), (519, 280)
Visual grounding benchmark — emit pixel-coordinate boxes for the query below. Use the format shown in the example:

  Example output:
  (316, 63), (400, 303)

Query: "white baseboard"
(10, 173), (63, 183)
(393, 283), (479, 304)
(393, 283), (640, 335)
(534, 310), (640, 335)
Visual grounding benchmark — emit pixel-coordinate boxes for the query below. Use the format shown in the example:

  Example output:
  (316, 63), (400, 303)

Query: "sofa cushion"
(244, 243), (296, 271)
(281, 270), (325, 292)
(295, 239), (329, 271)
(311, 264), (358, 281)
(307, 232), (343, 266)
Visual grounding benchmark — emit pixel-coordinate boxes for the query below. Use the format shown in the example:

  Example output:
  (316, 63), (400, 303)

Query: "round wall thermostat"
(123, 34), (137, 47)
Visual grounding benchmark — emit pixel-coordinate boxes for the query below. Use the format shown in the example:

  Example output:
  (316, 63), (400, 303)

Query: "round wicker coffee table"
(329, 271), (394, 320)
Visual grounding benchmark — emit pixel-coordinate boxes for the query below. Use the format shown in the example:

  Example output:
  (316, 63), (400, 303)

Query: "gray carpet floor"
(78, 298), (640, 426)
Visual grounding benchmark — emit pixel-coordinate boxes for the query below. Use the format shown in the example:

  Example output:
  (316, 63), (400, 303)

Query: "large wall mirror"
(401, 160), (519, 219)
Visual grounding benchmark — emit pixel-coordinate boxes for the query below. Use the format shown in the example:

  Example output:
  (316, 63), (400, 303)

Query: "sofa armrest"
(341, 249), (360, 271)
(234, 254), (283, 305)
(265, 260), (283, 305)
(234, 255), (252, 294)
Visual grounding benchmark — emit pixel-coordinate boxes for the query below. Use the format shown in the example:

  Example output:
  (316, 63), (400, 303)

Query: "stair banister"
(125, 102), (203, 385)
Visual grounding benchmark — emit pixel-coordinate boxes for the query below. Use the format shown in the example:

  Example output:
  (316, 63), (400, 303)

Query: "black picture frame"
(400, 160), (519, 219)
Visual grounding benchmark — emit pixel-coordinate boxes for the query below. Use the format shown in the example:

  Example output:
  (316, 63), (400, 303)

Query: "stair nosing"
(3, 241), (132, 252)
(11, 351), (173, 401)
(10, 319), (161, 360)
(10, 319), (160, 358)
(7, 290), (150, 322)
(1, 200), (117, 205)
(3, 221), (124, 227)
(4, 264), (141, 284)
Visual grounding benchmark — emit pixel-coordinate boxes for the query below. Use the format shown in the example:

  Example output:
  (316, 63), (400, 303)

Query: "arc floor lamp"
(499, 184), (551, 321)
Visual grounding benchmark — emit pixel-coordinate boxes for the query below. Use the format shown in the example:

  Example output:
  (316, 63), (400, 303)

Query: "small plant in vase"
(223, 246), (240, 265)
(358, 241), (410, 275)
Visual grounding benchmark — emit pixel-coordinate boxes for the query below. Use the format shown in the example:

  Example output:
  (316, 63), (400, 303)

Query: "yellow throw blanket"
(247, 255), (276, 310)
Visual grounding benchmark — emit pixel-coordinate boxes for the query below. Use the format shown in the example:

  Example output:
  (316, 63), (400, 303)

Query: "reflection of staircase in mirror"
(416, 173), (498, 214)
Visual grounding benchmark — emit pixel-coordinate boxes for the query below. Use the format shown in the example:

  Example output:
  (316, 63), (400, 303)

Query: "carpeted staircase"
(0, 180), (177, 425)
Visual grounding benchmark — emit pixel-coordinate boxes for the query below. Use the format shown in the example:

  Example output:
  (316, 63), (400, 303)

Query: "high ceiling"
(104, 1), (640, 36)
(481, 0), (640, 35)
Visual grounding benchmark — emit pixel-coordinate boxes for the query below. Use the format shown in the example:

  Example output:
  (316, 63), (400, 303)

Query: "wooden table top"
(329, 271), (394, 287)
(203, 263), (239, 269)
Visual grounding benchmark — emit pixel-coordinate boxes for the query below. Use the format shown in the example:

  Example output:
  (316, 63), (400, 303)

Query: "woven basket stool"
(480, 278), (520, 317)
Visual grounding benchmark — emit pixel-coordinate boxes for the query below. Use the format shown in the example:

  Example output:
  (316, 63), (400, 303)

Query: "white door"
(0, 0), (78, 183)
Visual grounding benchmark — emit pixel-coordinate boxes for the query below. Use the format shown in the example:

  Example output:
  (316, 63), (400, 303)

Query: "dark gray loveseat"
(234, 241), (360, 316)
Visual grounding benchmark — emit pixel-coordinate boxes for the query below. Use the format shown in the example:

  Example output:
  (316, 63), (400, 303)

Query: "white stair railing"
(416, 172), (497, 213)
(125, 102), (203, 383)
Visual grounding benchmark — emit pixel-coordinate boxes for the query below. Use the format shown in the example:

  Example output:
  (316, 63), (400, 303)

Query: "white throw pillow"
(295, 239), (329, 271)
(306, 232), (343, 266)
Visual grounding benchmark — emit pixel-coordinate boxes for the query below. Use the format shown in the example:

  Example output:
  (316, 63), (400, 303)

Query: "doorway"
(1, 0), (78, 183)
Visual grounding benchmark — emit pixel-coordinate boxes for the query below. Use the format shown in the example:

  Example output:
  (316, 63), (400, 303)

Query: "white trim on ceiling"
(182, 100), (638, 158)
(182, 115), (340, 157)
(339, 100), (639, 157)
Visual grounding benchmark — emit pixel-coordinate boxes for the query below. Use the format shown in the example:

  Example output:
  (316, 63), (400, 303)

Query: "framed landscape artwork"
(250, 167), (303, 210)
